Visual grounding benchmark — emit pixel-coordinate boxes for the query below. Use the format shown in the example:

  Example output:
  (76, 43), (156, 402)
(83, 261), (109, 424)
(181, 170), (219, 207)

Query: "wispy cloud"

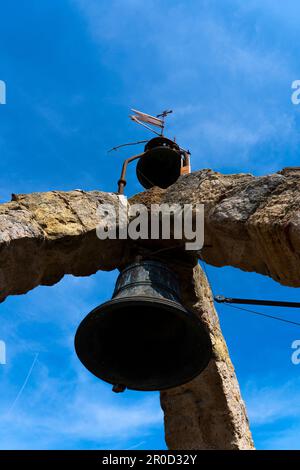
(1, 362), (163, 449)
(242, 376), (300, 449)
(261, 425), (300, 450)
(35, 104), (79, 137)
(245, 378), (300, 426)
(0, 272), (163, 449)
(73, 0), (300, 173)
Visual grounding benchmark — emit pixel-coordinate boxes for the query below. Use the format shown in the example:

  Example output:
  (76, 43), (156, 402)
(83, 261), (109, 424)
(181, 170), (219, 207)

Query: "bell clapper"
(112, 384), (126, 393)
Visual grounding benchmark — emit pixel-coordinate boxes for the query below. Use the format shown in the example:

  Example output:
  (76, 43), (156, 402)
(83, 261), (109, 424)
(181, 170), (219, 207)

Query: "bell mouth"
(75, 297), (212, 391)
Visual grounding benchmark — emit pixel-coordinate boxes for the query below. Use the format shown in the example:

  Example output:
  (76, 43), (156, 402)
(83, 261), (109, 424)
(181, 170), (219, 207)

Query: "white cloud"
(0, 271), (163, 449)
(73, 0), (300, 173)
(245, 377), (300, 426)
(242, 376), (300, 449)
(0, 358), (163, 449)
(262, 425), (300, 450)
(35, 104), (79, 137)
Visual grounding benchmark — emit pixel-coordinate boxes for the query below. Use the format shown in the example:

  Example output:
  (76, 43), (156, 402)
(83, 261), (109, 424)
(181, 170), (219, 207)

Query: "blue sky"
(1, 0), (300, 450)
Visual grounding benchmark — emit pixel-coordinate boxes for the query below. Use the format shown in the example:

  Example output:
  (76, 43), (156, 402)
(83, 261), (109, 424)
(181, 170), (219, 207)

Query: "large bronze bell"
(75, 260), (212, 392)
(136, 137), (183, 189)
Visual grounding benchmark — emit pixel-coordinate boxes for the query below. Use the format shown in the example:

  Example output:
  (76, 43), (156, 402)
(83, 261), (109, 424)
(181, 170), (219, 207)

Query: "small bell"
(136, 137), (182, 189)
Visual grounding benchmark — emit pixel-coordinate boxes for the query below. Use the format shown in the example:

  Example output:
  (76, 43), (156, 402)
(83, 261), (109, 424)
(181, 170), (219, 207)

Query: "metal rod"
(117, 152), (145, 194)
(214, 295), (300, 308)
(183, 151), (191, 170)
(157, 109), (172, 136)
(130, 116), (162, 137)
(108, 140), (148, 153)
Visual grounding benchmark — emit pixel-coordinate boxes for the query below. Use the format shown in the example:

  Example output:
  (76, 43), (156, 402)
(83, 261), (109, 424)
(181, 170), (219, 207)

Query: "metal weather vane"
(129, 108), (173, 137)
